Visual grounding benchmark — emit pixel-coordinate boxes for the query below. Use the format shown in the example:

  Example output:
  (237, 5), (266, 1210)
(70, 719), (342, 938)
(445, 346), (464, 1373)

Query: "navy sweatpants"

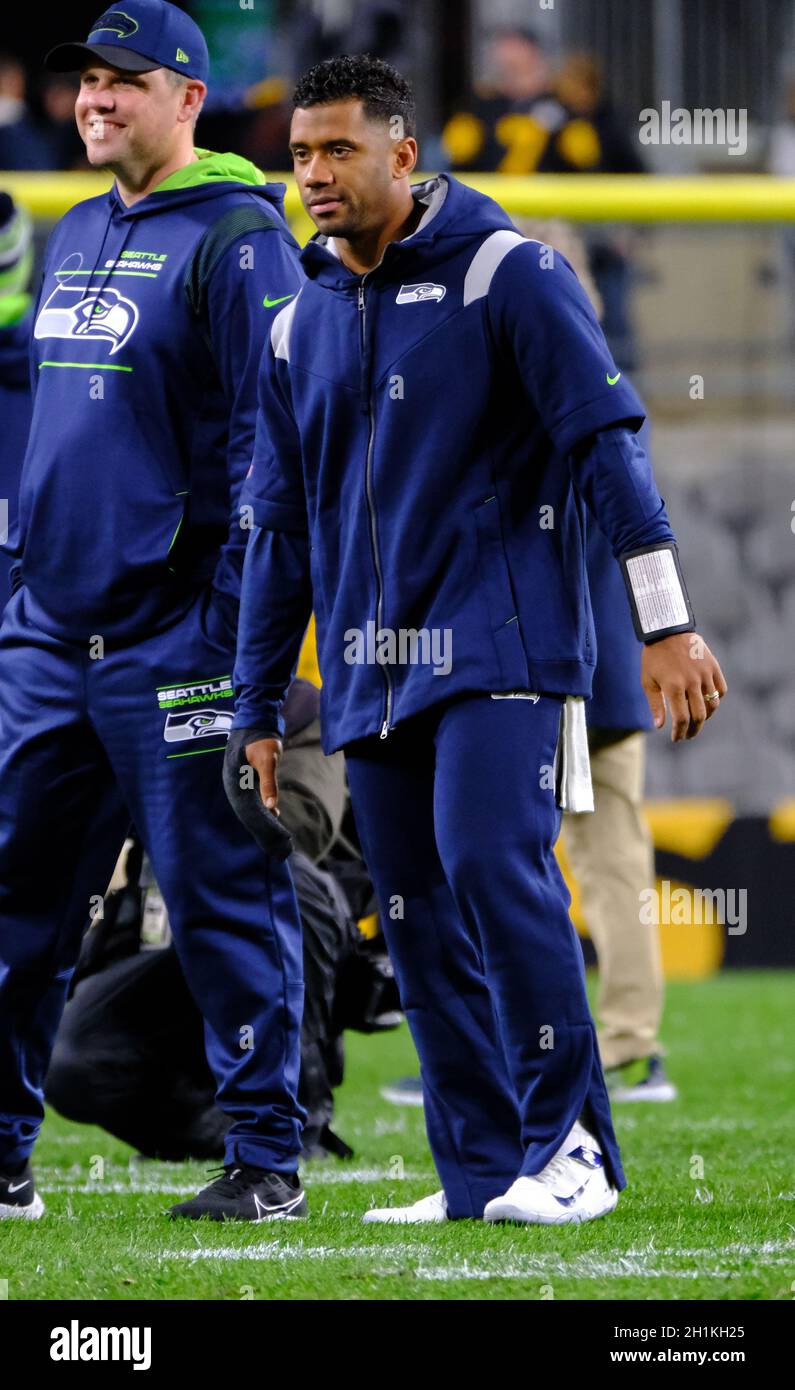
(0, 586), (305, 1172)
(345, 693), (626, 1220)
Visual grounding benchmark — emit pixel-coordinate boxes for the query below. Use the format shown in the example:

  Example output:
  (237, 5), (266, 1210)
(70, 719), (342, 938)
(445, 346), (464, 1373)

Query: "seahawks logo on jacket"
(89, 10), (140, 40)
(163, 710), (234, 743)
(35, 275), (139, 357)
(396, 282), (447, 304)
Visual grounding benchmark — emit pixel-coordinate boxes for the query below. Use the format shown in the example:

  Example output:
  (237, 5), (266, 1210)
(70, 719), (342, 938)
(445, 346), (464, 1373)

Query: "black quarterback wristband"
(619, 542), (696, 643)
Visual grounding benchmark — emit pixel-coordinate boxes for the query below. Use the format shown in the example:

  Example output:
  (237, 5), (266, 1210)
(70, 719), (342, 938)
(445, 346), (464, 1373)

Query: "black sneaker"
(0, 1161), (44, 1220)
(169, 1165), (307, 1222)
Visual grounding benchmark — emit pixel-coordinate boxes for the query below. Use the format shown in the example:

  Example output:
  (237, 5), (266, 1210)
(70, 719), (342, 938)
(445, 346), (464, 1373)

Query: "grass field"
(1, 971), (793, 1301)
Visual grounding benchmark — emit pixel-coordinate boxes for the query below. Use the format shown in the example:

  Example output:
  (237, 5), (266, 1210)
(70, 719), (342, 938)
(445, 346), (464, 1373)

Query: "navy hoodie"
(14, 149), (302, 644)
(234, 174), (675, 753)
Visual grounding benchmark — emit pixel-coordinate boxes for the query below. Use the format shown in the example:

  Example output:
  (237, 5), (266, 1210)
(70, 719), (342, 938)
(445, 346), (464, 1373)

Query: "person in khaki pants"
(562, 731), (674, 1101)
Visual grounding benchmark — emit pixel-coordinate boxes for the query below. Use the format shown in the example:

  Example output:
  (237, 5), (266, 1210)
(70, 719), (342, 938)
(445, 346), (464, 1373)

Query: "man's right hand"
(244, 735), (282, 812)
(222, 728), (293, 862)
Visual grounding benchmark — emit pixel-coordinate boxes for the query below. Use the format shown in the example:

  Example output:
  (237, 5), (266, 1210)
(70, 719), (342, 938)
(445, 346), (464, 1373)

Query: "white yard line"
(155, 1238), (794, 1283)
(36, 1166), (435, 1193)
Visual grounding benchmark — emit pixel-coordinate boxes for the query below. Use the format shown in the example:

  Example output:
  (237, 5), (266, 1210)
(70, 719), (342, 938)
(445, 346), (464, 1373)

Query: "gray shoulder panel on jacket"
(463, 230), (529, 307)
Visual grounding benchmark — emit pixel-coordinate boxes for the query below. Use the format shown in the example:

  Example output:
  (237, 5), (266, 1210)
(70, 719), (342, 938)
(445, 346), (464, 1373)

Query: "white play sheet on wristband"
(626, 549), (690, 634)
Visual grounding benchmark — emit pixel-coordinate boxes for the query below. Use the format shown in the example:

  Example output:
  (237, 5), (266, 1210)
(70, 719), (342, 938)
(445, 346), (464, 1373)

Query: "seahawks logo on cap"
(89, 10), (140, 41)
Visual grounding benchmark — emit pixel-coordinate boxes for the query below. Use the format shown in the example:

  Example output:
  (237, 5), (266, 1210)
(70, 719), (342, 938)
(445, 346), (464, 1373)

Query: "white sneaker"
(363, 1190), (448, 1224)
(483, 1121), (618, 1225)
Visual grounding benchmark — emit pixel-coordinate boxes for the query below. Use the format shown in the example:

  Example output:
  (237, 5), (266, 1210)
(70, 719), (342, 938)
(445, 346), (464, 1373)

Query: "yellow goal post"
(4, 173), (795, 240)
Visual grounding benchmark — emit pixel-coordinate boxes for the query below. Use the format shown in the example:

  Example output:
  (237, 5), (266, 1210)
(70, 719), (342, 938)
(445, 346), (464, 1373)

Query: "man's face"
(490, 37), (548, 102)
(290, 99), (406, 239)
(75, 64), (190, 169)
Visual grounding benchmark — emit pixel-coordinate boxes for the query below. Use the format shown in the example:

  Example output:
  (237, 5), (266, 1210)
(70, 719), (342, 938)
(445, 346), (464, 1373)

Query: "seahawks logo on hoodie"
(35, 271), (139, 357)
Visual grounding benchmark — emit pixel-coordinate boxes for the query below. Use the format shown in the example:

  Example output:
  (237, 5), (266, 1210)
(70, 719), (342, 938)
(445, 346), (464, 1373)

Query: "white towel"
(555, 695), (594, 814)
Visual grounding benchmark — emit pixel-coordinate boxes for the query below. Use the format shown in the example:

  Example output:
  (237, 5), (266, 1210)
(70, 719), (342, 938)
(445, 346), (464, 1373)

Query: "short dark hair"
(293, 54), (416, 137)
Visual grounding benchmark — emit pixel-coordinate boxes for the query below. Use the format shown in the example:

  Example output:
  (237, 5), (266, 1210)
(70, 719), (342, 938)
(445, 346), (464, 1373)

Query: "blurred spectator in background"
(0, 53), (51, 170)
(238, 76), (292, 171)
(550, 53), (643, 174)
(221, 1), (410, 173)
(442, 28), (567, 173)
(769, 78), (795, 174)
(291, 0), (408, 73)
(552, 53), (644, 369)
(39, 74), (87, 170)
(0, 192), (34, 612)
(443, 37), (642, 366)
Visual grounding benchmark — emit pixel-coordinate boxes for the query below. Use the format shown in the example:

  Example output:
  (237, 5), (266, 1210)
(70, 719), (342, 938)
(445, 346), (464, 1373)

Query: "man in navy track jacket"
(230, 56), (727, 1225)
(0, 0), (309, 1225)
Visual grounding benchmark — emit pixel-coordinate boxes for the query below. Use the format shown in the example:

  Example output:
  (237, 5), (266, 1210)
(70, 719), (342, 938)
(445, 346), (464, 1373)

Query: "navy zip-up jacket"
(12, 149), (303, 644)
(234, 174), (675, 753)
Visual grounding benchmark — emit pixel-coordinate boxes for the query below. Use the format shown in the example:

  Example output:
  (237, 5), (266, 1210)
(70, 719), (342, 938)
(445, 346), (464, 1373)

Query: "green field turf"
(1, 971), (793, 1301)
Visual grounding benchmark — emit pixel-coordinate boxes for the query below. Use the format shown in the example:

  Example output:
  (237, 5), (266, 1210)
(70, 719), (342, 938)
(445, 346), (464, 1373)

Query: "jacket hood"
(108, 147), (287, 221)
(300, 174), (518, 288)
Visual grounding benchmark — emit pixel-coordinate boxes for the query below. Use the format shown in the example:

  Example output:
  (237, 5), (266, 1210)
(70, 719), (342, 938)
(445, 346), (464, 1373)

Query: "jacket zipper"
(359, 278), (393, 740)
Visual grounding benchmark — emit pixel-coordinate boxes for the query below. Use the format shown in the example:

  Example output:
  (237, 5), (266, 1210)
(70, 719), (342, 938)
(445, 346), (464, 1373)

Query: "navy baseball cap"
(45, 0), (210, 84)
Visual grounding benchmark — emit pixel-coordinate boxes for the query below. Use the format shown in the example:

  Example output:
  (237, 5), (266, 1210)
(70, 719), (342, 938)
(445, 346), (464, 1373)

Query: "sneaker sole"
(484, 1190), (618, 1226)
(610, 1083), (678, 1103)
(362, 1211), (446, 1224)
(0, 1193), (44, 1220)
(379, 1086), (424, 1107)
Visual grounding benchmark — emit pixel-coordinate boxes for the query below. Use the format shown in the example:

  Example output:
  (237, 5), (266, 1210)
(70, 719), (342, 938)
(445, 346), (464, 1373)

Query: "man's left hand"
(641, 633), (727, 742)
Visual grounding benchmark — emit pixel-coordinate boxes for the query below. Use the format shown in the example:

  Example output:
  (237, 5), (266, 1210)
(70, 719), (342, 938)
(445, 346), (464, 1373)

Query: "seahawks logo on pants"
(163, 710), (234, 743)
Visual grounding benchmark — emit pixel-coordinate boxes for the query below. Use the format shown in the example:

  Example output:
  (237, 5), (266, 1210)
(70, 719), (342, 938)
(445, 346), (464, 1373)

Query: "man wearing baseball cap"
(0, 0), (311, 1223)
(45, 0), (211, 80)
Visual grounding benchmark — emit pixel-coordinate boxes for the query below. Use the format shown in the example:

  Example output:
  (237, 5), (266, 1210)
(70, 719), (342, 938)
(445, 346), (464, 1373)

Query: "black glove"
(223, 728), (293, 863)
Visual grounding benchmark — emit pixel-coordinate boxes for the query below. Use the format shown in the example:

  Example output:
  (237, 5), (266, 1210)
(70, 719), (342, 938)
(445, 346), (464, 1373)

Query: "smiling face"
(290, 97), (416, 242)
(75, 63), (203, 175)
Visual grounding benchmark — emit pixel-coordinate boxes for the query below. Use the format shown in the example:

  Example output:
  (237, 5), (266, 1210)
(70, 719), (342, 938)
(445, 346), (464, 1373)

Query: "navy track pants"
(0, 586), (305, 1172)
(344, 693), (626, 1220)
